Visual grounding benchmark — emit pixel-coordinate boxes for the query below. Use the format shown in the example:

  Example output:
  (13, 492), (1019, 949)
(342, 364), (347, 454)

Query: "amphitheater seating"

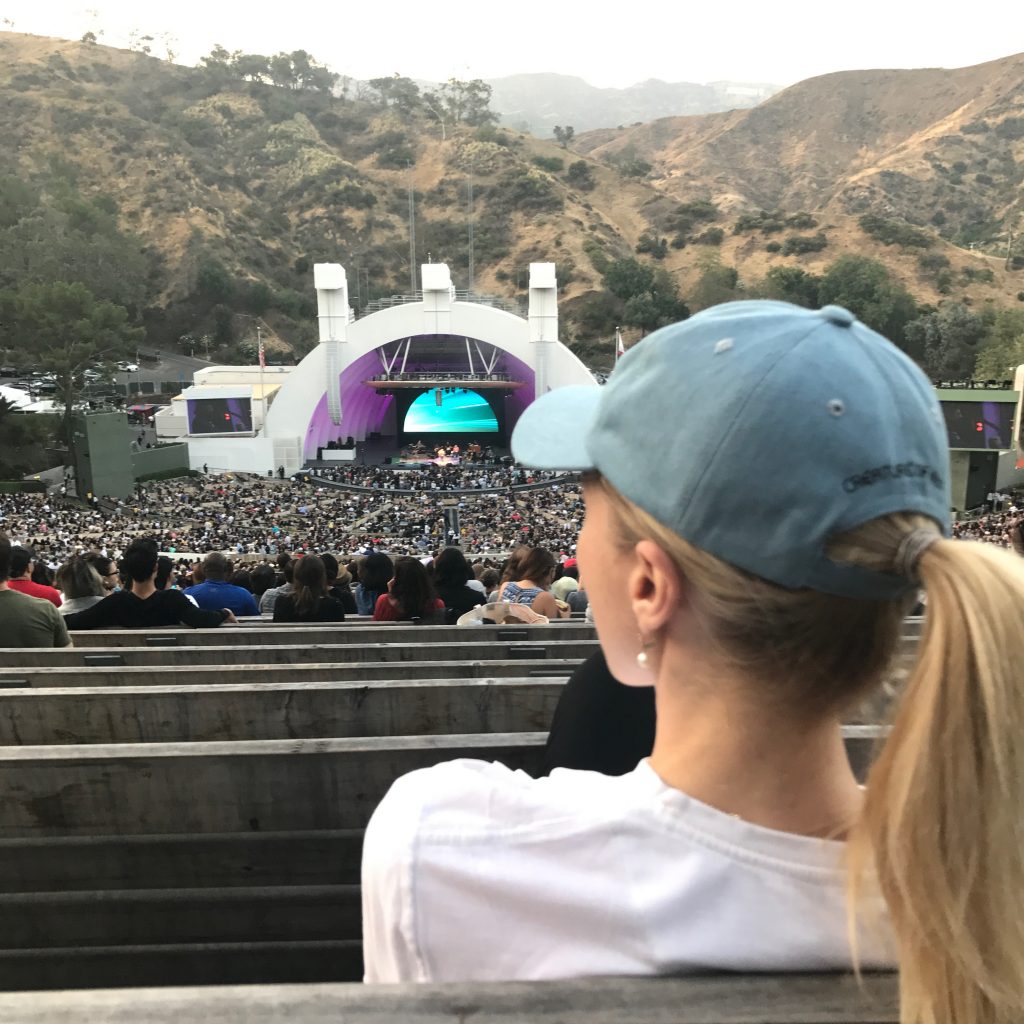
(0, 973), (899, 1023)
(0, 620), (904, 1000)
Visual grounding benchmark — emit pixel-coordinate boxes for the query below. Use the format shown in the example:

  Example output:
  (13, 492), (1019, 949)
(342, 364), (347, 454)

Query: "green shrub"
(995, 117), (1024, 140)
(858, 214), (933, 249)
(695, 227), (724, 246)
(786, 212), (818, 229)
(635, 233), (668, 259)
(565, 160), (596, 191)
(532, 155), (564, 173)
(765, 241), (782, 253)
(782, 233), (827, 256)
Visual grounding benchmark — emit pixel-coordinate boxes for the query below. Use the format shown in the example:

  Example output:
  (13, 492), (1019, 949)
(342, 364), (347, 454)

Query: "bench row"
(0, 972), (900, 1022)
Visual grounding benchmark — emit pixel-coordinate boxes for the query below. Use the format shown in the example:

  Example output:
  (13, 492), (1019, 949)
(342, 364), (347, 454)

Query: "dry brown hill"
(577, 53), (1024, 308)
(2, 31), (1024, 366)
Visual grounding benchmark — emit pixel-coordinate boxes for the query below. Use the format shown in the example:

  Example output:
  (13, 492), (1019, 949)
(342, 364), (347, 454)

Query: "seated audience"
(259, 558), (295, 615)
(0, 532), (71, 647)
(551, 564), (580, 603)
(86, 552), (121, 593)
(497, 545), (570, 619)
(432, 546), (485, 623)
(356, 552), (395, 616)
(373, 556), (444, 622)
(273, 554), (346, 622)
(7, 546), (62, 607)
(321, 553), (358, 615)
(65, 539), (238, 629)
(361, 298), (1024, 1024)
(55, 556), (106, 615)
(184, 552), (259, 616)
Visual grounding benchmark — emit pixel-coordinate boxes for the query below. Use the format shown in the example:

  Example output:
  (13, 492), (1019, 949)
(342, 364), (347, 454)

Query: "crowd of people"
(308, 462), (564, 492)
(0, 467), (583, 567)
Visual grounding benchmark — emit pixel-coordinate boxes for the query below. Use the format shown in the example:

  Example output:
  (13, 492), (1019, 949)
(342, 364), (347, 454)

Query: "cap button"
(819, 305), (856, 327)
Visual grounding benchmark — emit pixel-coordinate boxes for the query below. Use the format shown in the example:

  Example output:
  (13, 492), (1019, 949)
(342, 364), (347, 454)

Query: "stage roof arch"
(264, 262), (596, 460)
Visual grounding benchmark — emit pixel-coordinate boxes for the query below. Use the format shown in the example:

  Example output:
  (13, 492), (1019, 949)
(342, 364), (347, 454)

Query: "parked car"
(118, 361), (139, 372)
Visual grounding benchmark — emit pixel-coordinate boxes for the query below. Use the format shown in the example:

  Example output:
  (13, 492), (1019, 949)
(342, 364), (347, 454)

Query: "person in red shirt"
(372, 557), (444, 623)
(7, 547), (61, 607)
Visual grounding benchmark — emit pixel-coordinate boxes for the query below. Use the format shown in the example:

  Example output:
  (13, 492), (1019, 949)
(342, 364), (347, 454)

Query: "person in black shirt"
(64, 539), (236, 630)
(273, 554), (346, 623)
(431, 546), (485, 624)
(542, 649), (656, 777)
(321, 553), (358, 615)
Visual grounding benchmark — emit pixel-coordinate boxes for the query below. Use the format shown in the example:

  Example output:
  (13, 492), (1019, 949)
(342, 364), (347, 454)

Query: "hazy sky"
(0, 0), (1021, 88)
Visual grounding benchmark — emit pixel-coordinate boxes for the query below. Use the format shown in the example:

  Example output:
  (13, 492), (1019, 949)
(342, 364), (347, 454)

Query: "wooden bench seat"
(0, 973), (900, 1021)
(0, 678), (566, 745)
(68, 623), (598, 648)
(0, 659), (582, 688)
(0, 640), (601, 669)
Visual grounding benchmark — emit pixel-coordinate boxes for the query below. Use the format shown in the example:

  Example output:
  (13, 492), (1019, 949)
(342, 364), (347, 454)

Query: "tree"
(368, 75), (421, 113)
(553, 126), (575, 148)
(600, 259), (688, 333)
(817, 255), (919, 350)
(760, 266), (821, 308)
(974, 308), (1024, 379)
(903, 303), (987, 379)
(80, 31), (97, 44)
(423, 78), (497, 129)
(689, 254), (740, 311)
(0, 282), (142, 461)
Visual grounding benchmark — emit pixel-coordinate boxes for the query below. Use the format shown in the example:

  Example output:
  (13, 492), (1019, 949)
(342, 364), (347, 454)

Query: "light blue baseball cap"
(511, 300), (951, 599)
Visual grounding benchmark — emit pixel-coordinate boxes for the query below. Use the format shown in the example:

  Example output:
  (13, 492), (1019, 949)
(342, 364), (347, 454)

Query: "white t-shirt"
(361, 758), (895, 983)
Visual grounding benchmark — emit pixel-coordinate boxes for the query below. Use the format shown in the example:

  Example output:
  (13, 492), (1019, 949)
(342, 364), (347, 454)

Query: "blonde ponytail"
(843, 526), (1024, 1024)
(595, 472), (1024, 1022)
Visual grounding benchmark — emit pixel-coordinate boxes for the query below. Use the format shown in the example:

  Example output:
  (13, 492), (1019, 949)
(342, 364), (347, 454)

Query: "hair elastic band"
(894, 529), (940, 584)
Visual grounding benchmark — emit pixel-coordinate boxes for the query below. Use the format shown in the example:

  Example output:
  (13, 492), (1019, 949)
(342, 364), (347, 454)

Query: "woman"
(373, 556), (444, 622)
(355, 552), (394, 616)
(361, 301), (1024, 1022)
(432, 546), (485, 623)
(497, 545), (570, 619)
(321, 552), (358, 615)
(55, 556), (106, 615)
(273, 554), (346, 623)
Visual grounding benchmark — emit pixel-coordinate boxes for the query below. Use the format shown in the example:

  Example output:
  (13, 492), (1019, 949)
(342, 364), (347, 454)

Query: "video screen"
(941, 400), (1015, 450)
(403, 388), (499, 434)
(187, 397), (253, 435)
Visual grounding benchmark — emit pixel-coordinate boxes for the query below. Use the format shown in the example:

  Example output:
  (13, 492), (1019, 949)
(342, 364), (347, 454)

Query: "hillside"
(576, 54), (1024, 308)
(1, 31), (1023, 378)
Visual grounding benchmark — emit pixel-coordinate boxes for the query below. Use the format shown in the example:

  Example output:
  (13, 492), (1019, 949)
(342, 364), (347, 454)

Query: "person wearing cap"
(361, 301), (1024, 1019)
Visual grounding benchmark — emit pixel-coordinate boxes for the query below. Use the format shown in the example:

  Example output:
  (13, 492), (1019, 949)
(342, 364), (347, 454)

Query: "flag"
(615, 328), (625, 362)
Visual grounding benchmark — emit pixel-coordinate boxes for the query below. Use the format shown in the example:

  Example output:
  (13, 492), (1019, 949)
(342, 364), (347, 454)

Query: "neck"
(131, 580), (156, 599)
(647, 648), (863, 840)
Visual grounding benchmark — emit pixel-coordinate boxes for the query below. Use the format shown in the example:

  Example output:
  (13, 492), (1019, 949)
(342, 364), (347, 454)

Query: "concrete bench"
(0, 678), (566, 745)
(68, 623), (598, 648)
(0, 640), (601, 669)
(0, 973), (900, 1020)
(0, 659), (582, 689)
(0, 728), (886, 990)
(0, 673), (897, 746)
(0, 733), (550, 837)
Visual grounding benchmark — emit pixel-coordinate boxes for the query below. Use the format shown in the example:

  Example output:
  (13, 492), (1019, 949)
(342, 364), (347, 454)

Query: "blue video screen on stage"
(403, 388), (499, 433)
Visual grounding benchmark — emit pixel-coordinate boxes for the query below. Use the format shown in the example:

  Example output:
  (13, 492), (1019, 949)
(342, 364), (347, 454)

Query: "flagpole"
(257, 326), (266, 433)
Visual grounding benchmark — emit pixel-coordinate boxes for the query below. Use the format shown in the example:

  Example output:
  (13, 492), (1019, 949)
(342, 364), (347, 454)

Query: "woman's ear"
(629, 540), (684, 637)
